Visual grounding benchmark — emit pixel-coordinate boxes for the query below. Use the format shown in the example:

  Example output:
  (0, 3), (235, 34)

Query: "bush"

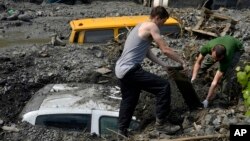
(236, 64), (250, 116)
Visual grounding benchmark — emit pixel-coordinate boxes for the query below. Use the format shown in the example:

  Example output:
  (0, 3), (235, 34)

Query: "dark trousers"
(221, 52), (243, 96)
(118, 64), (171, 131)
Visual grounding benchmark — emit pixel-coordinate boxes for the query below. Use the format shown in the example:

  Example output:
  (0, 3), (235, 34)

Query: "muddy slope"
(1, 1), (250, 141)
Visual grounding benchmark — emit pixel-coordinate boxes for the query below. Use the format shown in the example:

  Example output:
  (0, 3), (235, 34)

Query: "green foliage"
(237, 64), (250, 116)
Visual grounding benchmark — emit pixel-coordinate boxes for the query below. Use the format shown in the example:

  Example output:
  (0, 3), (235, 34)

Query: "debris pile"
(0, 1), (250, 141)
(185, 8), (238, 37)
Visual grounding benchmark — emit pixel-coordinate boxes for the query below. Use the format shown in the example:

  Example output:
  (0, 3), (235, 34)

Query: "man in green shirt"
(191, 35), (244, 108)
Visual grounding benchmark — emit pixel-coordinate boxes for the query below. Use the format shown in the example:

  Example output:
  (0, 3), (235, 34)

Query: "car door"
(91, 110), (140, 137)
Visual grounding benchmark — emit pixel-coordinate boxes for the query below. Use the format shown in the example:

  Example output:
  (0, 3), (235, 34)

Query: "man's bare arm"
(150, 24), (184, 65)
(191, 54), (204, 81)
(206, 70), (223, 101)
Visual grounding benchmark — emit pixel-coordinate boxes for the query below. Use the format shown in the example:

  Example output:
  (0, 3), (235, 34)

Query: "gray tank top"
(115, 24), (152, 79)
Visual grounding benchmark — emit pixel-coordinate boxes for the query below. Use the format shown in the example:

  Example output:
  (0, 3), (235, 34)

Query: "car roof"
(70, 15), (179, 30)
(19, 83), (121, 118)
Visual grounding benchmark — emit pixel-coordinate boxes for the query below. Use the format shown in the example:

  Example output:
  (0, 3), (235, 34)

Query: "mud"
(0, 0), (250, 141)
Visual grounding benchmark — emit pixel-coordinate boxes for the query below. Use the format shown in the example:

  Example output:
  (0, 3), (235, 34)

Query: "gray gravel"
(0, 1), (250, 141)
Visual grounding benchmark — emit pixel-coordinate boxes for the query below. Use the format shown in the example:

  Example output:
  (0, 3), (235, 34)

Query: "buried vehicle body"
(20, 83), (139, 137)
(69, 15), (181, 44)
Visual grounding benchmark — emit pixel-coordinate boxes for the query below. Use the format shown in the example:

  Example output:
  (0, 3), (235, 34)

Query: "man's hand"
(164, 66), (176, 78)
(191, 78), (196, 84)
(191, 79), (195, 84)
(202, 99), (209, 108)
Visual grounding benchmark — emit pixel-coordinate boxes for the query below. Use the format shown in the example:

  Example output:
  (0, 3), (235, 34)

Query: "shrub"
(236, 64), (250, 116)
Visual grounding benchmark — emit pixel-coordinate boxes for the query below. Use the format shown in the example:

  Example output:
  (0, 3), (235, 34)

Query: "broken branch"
(158, 134), (229, 141)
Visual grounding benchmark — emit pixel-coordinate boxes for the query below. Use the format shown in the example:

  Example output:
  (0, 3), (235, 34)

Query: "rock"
(93, 62), (102, 68)
(212, 116), (221, 125)
(182, 116), (191, 129)
(216, 109), (225, 115)
(0, 13), (8, 20)
(219, 128), (228, 134)
(204, 125), (214, 135)
(36, 11), (43, 16)
(230, 109), (235, 115)
(159, 134), (171, 139)
(0, 119), (3, 125)
(245, 46), (250, 53)
(0, 4), (6, 12)
(244, 117), (250, 123)
(228, 117), (238, 124)
(148, 130), (160, 138)
(151, 48), (161, 56)
(0, 56), (11, 62)
(95, 67), (112, 74)
(51, 34), (66, 46)
(183, 127), (195, 134)
(6, 10), (20, 21)
(204, 114), (212, 125)
(222, 116), (230, 126)
(94, 50), (103, 58)
(237, 105), (245, 112)
(18, 13), (32, 22)
(209, 109), (216, 113)
(193, 122), (202, 131)
(2, 125), (19, 132)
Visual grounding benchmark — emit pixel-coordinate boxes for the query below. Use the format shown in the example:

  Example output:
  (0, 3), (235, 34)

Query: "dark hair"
(213, 44), (226, 58)
(150, 6), (169, 19)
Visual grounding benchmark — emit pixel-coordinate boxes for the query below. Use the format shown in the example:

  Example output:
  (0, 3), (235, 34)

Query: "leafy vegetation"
(236, 64), (250, 116)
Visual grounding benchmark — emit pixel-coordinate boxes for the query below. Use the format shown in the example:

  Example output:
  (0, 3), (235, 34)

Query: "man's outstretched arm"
(150, 24), (184, 66)
(207, 70), (223, 101)
(202, 70), (223, 108)
(191, 54), (204, 82)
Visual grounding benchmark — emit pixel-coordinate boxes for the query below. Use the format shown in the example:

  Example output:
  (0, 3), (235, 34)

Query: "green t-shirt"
(199, 35), (243, 72)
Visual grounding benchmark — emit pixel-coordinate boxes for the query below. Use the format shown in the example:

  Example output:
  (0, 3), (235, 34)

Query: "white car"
(20, 83), (139, 137)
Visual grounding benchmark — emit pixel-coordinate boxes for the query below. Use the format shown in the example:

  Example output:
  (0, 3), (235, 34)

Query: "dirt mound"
(1, 1), (250, 141)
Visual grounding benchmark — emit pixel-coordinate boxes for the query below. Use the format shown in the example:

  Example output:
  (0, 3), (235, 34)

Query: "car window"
(99, 116), (117, 136)
(35, 114), (91, 131)
(99, 116), (140, 137)
(84, 29), (114, 43)
(159, 25), (180, 35)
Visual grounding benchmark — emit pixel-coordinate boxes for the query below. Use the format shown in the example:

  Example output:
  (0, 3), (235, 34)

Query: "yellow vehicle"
(69, 15), (180, 44)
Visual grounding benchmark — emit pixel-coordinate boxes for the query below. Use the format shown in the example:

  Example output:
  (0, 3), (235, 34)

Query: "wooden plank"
(185, 27), (217, 37)
(185, 8), (237, 38)
(203, 7), (237, 24)
(192, 29), (218, 37)
(193, 17), (204, 30)
(158, 134), (228, 141)
(203, 8), (213, 15)
(220, 23), (231, 36)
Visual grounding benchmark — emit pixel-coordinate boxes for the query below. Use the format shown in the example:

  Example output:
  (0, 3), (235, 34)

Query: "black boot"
(117, 129), (128, 141)
(155, 118), (180, 135)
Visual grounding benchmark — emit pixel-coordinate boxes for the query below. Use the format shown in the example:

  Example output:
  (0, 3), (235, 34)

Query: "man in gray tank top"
(115, 6), (185, 138)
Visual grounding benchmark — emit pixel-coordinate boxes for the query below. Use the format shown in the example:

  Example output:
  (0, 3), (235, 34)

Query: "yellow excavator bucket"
(69, 15), (180, 44)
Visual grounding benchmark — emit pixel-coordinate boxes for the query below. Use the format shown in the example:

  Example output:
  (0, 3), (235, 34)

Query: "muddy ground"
(0, 0), (250, 141)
